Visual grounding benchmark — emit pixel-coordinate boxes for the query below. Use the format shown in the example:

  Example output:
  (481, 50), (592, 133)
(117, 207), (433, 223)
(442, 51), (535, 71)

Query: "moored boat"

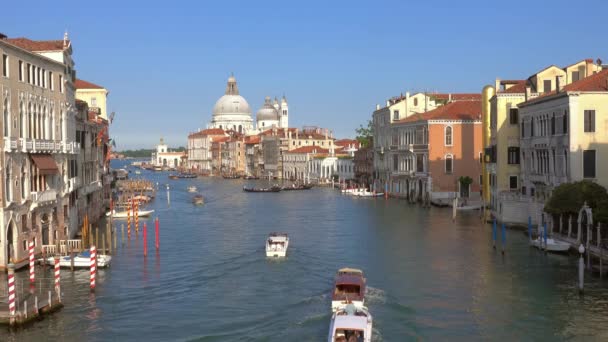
(177, 173), (197, 179)
(223, 174), (241, 179)
(353, 191), (384, 198)
(169, 174), (179, 180)
(530, 237), (570, 252)
(106, 209), (155, 218)
(266, 233), (289, 257)
(332, 268), (366, 312)
(187, 186), (197, 193)
(281, 184), (313, 191)
(43, 250), (112, 268)
(243, 175), (260, 180)
(243, 185), (282, 193)
(327, 304), (372, 342)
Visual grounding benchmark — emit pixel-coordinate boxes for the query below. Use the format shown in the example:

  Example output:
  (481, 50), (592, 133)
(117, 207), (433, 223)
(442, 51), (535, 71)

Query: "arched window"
(5, 160), (11, 202)
(445, 126), (452, 146)
(19, 102), (24, 138)
(238, 125), (242, 133)
(3, 98), (9, 137)
(21, 162), (26, 200)
(445, 154), (453, 174)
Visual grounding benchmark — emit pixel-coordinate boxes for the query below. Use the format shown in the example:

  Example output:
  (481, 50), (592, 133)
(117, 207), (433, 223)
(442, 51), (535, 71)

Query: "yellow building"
(75, 79), (109, 120)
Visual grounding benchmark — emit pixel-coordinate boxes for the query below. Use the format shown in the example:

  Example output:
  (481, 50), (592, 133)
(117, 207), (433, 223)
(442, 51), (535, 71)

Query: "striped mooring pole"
(155, 217), (160, 250)
(54, 256), (61, 291)
(90, 245), (96, 291)
(135, 201), (139, 233)
(127, 201), (131, 239)
(29, 239), (35, 285)
(8, 264), (16, 316)
(143, 222), (148, 257)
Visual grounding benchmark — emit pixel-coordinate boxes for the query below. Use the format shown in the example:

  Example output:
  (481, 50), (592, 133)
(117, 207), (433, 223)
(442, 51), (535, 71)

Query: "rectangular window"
(393, 110), (399, 121)
(59, 75), (63, 93)
(551, 115), (555, 135)
(571, 71), (580, 82)
(509, 176), (517, 190)
(479, 152), (483, 164)
(521, 121), (525, 138)
(445, 156), (453, 174)
(91, 97), (97, 107)
(583, 150), (596, 178)
(393, 154), (398, 171)
(49, 72), (54, 90)
(543, 79), (552, 93)
(42, 69), (46, 88)
(584, 110), (595, 132)
(416, 154), (424, 173)
(19, 60), (23, 81)
(509, 108), (518, 125)
(27, 63), (31, 83)
(508, 147), (520, 164)
(2, 54), (7, 77)
(521, 186), (526, 196)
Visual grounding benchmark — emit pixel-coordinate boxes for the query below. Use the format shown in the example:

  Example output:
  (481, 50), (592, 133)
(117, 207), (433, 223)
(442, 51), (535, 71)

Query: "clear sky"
(3, 0), (607, 149)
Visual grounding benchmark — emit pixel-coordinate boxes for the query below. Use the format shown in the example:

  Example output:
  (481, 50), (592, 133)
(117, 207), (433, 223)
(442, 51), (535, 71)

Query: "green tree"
(355, 120), (373, 148)
(545, 180), (608, 223)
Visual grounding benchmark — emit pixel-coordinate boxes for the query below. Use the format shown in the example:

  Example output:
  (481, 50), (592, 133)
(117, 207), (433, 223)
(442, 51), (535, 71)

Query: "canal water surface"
(2, 160), (608, 341)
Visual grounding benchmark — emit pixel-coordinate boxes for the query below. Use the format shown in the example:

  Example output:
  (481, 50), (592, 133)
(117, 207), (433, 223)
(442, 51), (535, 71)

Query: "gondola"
(243, 185), (282, 193)
(281, 184), (314, 191)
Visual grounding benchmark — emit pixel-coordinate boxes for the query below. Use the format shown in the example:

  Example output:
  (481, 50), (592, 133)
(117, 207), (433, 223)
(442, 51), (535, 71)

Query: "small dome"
(256, 96), (280, 121)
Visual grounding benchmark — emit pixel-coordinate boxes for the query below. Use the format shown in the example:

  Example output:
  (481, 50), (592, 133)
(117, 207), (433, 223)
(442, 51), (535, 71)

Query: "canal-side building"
(0, 33), (80, 269)
(151, 137), (185, 169)
(391, 100), (483, 204)
(187, 128), (227, 174)
(223, 131), (246, 176)
(519, 67), (608, 225)
(75, 79), (109, 120)
(244, 135), (261, 177)
(354, 144), (374, 186)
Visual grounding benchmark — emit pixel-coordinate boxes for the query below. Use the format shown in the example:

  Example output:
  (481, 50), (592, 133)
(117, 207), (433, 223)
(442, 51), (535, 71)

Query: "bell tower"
(280, 95), (289, 128)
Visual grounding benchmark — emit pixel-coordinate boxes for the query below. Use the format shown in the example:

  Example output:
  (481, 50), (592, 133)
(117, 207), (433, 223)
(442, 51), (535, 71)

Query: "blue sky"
(3, 0), (608, 149)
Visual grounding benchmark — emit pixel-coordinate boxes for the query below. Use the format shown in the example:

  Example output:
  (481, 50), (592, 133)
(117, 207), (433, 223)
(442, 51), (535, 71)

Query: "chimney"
(325, 129), (328, 140)
(525, 83), (531, 101)
(448, 93), (452, 102)
(296, 129), (299, 140)
(386, 100), (390, 107)
(405, 92), (410, 117)
(495, 78), (501, 92)
(556, 75), (564, 92)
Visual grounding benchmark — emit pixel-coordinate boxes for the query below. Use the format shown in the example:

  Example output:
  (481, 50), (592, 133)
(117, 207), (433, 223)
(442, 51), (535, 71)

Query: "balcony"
(80, 180), (102, 195)
(392, 170), (414, 177)
(529, 173), (549, 184)
(63, 141), (81, 154)
(19, 138), (65, 153)
(3, 137), (19, 152)
(409, 144), (428, 152)
(31, 189), (58, 205)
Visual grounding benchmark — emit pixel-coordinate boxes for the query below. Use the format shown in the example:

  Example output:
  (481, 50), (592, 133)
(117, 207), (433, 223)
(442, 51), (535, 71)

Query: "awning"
(31, 154), (59, 175)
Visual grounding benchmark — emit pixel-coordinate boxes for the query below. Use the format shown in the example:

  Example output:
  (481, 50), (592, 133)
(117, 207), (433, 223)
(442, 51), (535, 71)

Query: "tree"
(355, 120), (373, 148)
(545, 180), (608, 223)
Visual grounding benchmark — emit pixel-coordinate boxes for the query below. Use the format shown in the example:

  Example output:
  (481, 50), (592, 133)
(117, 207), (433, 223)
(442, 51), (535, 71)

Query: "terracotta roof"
(4, 38), (66, 51)
(429, 93), (481, 101)
(188, 128), (226, 138)
(287, 146), (330, 154)
(395, 100), (481, 123)
(75, 79), (104, 90)
(244, 135), (261, 144)
(335, 139), (360, 148)
(259, 127), (298, 136)
(500, 80), (527, 94)
(520, 69), (608, 107)
(212, 136), (230, 143)
(563, 69), (608, 92)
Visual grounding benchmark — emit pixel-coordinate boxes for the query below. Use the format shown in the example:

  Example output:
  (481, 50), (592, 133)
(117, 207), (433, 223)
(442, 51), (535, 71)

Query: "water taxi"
(193, 194), (204, 205)
(332, 268), (366, 312)
(328, 304), (372, 342)
(106, 209), (155, 218)
(266, 233), (289, 257)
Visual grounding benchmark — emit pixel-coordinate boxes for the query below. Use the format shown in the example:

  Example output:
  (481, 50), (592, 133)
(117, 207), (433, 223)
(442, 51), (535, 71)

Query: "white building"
(256, 96), (289, 130)
(151, 137), (184, 169)
(209, 75), (254, 134)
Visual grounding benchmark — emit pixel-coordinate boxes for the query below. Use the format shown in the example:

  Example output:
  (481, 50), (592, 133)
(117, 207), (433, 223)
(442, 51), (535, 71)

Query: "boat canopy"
(335, 274), (365, 286)
(338, 268), (363, 276)
(333, 315), (368, 331)
(268, 236), (288, 242)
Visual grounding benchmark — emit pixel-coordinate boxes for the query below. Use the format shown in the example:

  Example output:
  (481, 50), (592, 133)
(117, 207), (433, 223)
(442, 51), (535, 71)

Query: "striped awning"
(30, 154), (59, 175)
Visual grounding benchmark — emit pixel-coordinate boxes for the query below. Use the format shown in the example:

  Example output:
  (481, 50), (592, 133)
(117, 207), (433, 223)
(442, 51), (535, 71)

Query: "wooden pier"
(0, 290), (63, 326)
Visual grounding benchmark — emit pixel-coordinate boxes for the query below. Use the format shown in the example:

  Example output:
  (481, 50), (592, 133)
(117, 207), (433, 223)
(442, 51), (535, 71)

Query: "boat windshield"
(334, 329), (364, 342)
(334, 284), (362, 299)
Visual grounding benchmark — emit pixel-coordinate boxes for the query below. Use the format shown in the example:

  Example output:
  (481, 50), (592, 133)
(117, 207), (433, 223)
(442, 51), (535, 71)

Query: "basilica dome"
(256, 96), (279, 121)
(212, 75), (252, 117)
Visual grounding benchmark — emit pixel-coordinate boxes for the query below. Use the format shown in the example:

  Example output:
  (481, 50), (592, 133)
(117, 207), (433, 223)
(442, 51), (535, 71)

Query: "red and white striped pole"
(143, 222), (148, 257)
(54, 256), (61, 292)
(90, 245), (96, 291)
(127, 201), (131, 239)
(155, 217), (159, 250)
(29, 239), (35, 285)
(135, 201), (139, 233)
(7, 264), (16, 316)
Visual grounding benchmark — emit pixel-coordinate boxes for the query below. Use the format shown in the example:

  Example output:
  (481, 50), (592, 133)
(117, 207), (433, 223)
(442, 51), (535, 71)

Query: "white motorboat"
(328, 304), (372, 342)
(332, 268), (366, 312)
(187, 186), (197, 193)
(353, 190), (384, 198)
(530, 237), (571, 252)
(106, 209), (155, 218)
(266, 233), (289, 257)
(135, 170), (142, 175)
(43, 250), (112, 268)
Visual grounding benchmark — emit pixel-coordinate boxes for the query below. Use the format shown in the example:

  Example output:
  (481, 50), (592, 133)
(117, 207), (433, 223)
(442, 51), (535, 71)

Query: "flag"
(109, 112), (115, 124)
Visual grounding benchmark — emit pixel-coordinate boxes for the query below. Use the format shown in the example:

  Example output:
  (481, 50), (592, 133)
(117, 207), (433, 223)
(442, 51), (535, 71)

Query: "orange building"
(391, 100), (483, 204)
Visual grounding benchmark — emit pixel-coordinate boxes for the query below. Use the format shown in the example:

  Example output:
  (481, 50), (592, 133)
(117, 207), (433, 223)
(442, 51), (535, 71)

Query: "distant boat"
(177, 173), (197, 179)
(192, 194), (204, 205)
(353, 191), (384, 198)
(106, 209), (155, 218)
(243, 175), (259, 180)
(135, 170), (142, 175)
(243, 185), (282, 193)
(168, 174), (179, 180)
(266, 233), (289, 257)
(187, 186), (197, 193)
(530, 237), (570, 253)
(223, 174), (240, 179)
(281, 184), (313, 191)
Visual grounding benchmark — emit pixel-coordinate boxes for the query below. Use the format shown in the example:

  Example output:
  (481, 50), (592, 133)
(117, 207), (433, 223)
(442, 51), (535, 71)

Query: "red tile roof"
(244, 135), (261, 144)
(429, 93), (481, 101)
(335, 139), (360, 148)
(395, 100), (481, 123)
(75, 79), (105, 90)
(188, 128), (226, 138)
(500, 80), (527, 94)
(287, 146), (329, 154)
(4, 38), (66, 52)
(563, 69), (608, 92)
(212, 136), (230, 143)
(259, 127), (298, 136)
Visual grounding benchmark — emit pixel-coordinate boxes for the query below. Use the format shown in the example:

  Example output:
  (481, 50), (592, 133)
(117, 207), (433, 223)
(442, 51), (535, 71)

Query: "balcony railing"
(3, 137), (20, 152)
(31, 189), (58, 204)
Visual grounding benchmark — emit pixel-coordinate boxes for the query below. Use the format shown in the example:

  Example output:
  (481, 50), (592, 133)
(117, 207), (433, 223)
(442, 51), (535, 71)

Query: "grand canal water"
(2, 160), (608, 341)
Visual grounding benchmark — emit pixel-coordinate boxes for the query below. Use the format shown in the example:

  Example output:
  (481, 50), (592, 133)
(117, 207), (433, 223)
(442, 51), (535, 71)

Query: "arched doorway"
(41, 213), (50, 245)
(163, 158), (167, 166)
(174, 158), (178, 167)
(418, 179), (423, 201)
